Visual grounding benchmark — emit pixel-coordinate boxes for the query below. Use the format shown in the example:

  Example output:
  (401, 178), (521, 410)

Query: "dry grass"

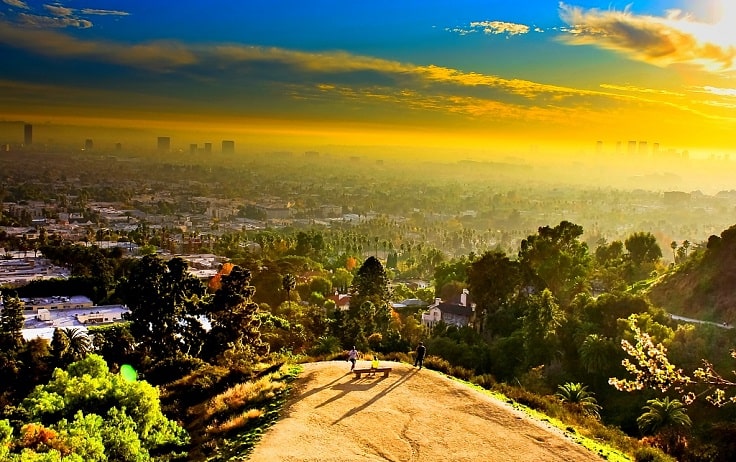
(206, 408), (265, 435)
(203, 370), (287, 421)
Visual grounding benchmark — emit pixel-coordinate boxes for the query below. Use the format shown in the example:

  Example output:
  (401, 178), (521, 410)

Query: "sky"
(0, 0), (735, 155)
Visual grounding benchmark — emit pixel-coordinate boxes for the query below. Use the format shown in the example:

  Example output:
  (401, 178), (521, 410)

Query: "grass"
(179, 362), (301, 462)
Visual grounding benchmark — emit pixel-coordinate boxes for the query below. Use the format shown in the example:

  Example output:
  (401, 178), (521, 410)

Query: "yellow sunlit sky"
(0, 0), (735, 157)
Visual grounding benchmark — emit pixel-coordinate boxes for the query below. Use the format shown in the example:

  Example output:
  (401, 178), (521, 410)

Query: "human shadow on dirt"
(331, 367), (419, 425)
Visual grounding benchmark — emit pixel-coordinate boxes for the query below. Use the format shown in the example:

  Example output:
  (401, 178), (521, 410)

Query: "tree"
(0, 294), (25, 352)
(625, 232), (662, 266)
(62, 328), (92, 363)
(204, 265), (269, 364)
(117, 255), (207, 360)
(345, 257), (392, 348)
(467, 251), (522, 335)
(579, 334), (619, 376)
(282, 273), (296, 309)
(637, 397), (691, 436)
(522, 289), (565, 367)
(7, 354), (188, 460)
(555, 382), (601, 418)
(518, 221), (591, 306)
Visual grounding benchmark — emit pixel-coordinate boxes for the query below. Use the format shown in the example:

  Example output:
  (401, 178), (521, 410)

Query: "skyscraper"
(157, 136), (171, 152)
(23, 124), (32, 146)
(204, 143), (212, 154)
(190, 144), (197, 155)
(222, 140), (235, 154)
(85, 139), (93, 150)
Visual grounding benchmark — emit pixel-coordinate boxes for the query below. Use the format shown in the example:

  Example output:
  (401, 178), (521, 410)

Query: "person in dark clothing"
(414, 342), (426, 369)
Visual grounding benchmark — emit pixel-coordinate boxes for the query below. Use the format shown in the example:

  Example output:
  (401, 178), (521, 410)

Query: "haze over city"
(1, 0), (735, 160)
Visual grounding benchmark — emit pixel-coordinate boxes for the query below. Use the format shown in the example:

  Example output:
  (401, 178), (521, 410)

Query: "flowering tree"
(610, 315), (736, 406)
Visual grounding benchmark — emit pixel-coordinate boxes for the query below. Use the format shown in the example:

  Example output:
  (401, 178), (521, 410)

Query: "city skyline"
(0, 1), (735, 157)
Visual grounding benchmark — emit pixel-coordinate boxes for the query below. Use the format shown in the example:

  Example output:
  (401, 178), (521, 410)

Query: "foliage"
(204, 265), (269, 364)
(555, 382), (601, 419)
(518, 220), (591, 306)
(117, 255), (207, 360)
(3, 354), (188, 461)
(609, 315), (692, 394)
(0, 294), (25, 352)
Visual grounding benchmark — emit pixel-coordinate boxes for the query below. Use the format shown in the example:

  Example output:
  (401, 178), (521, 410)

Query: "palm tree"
(282, 273), (296, 308)
(579, 334), (617, 375)
(637, 397), (691, 436)
(63, 328), (92, 362)
(555, 382), (601, 418)
(670, 241), (677, 263)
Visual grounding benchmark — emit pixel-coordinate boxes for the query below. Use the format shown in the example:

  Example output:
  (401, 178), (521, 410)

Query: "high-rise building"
(84, 139), (93, 150)
(627, 141), (637, 155)
(157, 136), (171, 152)
(595, 141), (603, 155)
(204, 143), (212, 154)
(222, 140), (235, 154)
(190, 144), (197, 155)
(23, 124), (32, 146)
(652, 143), (660, 156)
(115, 143), (122, 151)
(638, 141), (648, 156)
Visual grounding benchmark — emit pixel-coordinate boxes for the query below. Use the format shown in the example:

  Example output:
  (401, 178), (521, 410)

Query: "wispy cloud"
(559, 2), (736, 73)
(19, 12), (91, 28)
(44, 4), (73, 17)
(447, 20), (539, 37)
(80, 8), (129, 16)
(2, 0), (29, 9)
(2, 1), (131, 29)
(697, 86), (736, 97)
(599, 83), (685, 97)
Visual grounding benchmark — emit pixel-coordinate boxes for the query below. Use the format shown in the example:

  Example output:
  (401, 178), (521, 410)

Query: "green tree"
(637, 397), (691, 436)
(345, 257), (392, 348)
(625, 232), (662, 266)
(12, 354), (187, 461)
(467, 251), (522, 335)
(518, 221), (591, 307)
(282, 273), (296, 309)
(0, 294), (25, 352)
(117, 255), (206, 360)
(555, 382), (601, 418)
(522, 289), (565, 367)
(204, 265), (269, 364)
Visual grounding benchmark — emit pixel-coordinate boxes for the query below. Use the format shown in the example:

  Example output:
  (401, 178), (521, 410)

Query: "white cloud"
(559, 2), (736, 73)
(2, 0), (29, 9)
(448, 20), (540, 37)
(19, 13), (92, 28)
(470, 20), (530, 36)
(43, 4), (73, 17)
(81, 8), (130, 16)
(699, 86), (736, 97)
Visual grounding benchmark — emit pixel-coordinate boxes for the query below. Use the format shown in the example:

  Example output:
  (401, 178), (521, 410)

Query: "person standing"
(347, 346), (358, 371)
(414, 342), (426, 369)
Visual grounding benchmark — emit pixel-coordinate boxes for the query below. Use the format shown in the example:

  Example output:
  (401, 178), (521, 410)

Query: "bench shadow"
(332, 367), (419, 425)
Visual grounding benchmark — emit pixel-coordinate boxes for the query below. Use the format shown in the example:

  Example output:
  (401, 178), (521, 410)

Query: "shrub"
(633, 445), (676, 462)
(422, 355), (452, 374)
(471, 374), (497, 390)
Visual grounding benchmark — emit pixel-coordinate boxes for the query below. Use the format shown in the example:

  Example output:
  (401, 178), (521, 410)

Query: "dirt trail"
(247, 361), (603, 461)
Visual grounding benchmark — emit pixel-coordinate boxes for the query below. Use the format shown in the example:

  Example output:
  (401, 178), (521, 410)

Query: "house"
(421, 290), (474, 328)
(329, 292), (351, 311)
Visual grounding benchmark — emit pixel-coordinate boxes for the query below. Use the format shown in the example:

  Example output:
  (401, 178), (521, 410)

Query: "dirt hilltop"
(247, 361), (603, 461)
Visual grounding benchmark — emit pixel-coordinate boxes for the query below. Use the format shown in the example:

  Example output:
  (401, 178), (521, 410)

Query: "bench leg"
(383, 370), (389, 377)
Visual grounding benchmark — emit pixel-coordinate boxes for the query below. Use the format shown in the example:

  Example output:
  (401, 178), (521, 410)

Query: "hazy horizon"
(1, 0), (735, 161)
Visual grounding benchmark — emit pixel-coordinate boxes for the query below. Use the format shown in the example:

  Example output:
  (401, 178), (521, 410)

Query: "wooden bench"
(353, 367), (392, 378)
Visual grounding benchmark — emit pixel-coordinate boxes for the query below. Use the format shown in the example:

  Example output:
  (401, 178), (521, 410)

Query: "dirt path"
(247, 361), (603, 461)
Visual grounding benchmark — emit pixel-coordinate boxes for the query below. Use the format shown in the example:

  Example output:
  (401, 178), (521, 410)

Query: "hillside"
(247, 361), (602, 462)
(648, 224), (736, 323)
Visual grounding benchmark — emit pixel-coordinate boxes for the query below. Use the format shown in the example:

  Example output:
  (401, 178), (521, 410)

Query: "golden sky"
(0, 0), (734, 156)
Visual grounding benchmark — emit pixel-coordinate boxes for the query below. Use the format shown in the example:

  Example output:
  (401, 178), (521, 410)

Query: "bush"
(471, 374), (496, 390)
(633, 445), (676, 462)
(422, 356), (452, 374)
